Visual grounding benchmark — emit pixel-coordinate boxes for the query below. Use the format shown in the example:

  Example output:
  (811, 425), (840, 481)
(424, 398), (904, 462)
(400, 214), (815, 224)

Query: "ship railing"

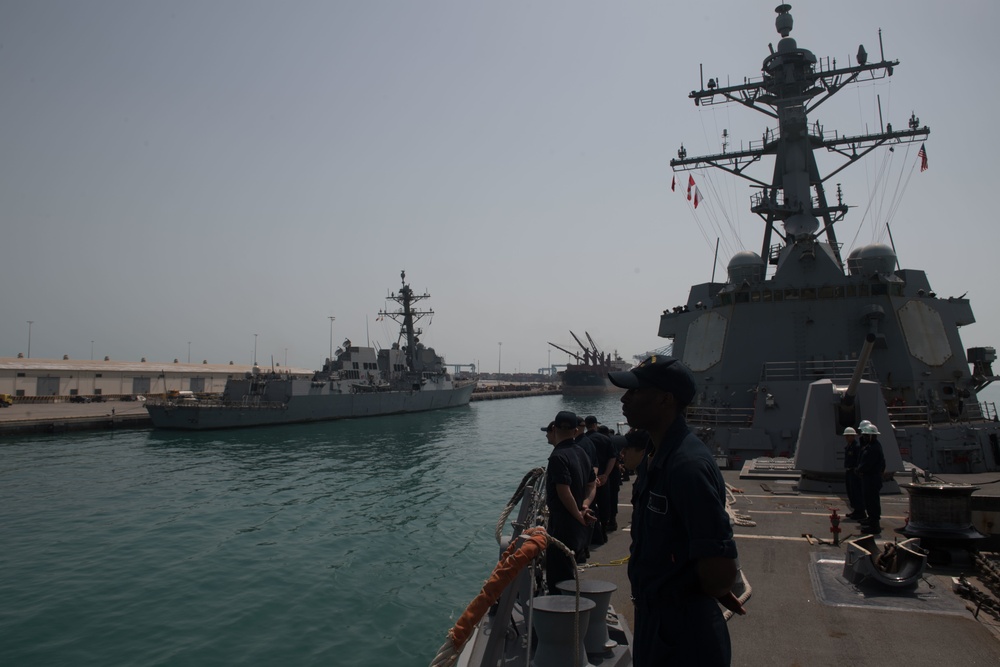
(760, 359), (875, 383)
(687, 406), (754, 427)
(886, 405), (930, 427)
(886, 402), (998, 427)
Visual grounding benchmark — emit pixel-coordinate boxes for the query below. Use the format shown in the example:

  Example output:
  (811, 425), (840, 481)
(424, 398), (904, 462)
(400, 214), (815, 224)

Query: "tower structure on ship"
(661, 4), (999, 472)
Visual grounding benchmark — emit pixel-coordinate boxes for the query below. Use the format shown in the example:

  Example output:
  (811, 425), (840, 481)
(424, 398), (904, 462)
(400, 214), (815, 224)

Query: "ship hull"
(560, 364), (629, 396)
(146, 382), (475, 430)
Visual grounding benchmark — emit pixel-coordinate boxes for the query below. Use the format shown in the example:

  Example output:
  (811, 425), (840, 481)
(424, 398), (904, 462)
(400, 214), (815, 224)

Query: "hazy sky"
(3, 1), (998, 374)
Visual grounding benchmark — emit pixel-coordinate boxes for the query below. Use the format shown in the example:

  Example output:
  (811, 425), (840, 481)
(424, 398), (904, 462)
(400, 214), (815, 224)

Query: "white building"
(0, 356), (313, 399)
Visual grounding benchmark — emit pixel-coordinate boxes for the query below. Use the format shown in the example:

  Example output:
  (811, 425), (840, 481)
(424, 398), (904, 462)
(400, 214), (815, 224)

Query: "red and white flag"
(687, 175), (695, 200)
(918, 143), (928, 172)
(693, 186), (702, 209)
(671, 174), (676, 192)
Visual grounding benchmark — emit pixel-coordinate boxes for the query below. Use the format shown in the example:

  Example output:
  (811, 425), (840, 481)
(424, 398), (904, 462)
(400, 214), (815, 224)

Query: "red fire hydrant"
(829, 508), (842, 546)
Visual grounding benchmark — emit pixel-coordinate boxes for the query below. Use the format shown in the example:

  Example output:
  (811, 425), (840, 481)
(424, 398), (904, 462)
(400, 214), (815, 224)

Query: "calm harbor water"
(0, 393), (625, 667)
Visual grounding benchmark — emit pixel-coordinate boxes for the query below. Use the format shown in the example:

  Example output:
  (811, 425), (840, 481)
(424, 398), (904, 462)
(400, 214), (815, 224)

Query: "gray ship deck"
(581, 470), (1000, 666)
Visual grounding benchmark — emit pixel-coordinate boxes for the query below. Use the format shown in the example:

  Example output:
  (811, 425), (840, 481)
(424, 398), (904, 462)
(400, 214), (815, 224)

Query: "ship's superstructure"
(663, 4), (999, 472)
(145, 271), (474, 430)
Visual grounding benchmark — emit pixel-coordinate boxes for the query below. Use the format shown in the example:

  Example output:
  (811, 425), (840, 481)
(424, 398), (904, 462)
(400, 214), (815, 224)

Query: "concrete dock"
(0, 400), (153, 435)
(0, 385), (560, 436)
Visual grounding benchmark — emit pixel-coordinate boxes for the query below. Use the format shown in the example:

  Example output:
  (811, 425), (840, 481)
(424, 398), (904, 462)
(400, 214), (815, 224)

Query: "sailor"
(585, 416), (619, 534)
(542, 411), (597, 593)
(857, 423), (887, 534)
(609, 356), (743, 666)
(842, 427), (865, 521)
(573, 416), (598, 474)
(573, 416), (602, 552)
(602, 423), (627, 531)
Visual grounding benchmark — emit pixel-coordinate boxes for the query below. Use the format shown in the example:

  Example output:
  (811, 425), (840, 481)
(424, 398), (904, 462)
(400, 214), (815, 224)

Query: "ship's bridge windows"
(803, 287), (817, 299)
(773, 290), (783, 302)
(736, 292), (750, 303)
(847, 285), (857, 297)
(762, 290), (773, 302)
(820, 286), (837, 299)
(785, 289), (800, 300)
(352, 362), (359, 369)
(720, 294), (733, 305)
(751, 291), (762, 302)
(872, 283), (888, 296)
(892, 284), (904, 296)
(859, 285), (870, 297)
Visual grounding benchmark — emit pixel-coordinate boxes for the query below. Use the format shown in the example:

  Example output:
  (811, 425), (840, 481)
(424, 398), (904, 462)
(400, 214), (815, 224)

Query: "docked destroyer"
(145, 272), (474, 430)
(663, 4), (999, 473)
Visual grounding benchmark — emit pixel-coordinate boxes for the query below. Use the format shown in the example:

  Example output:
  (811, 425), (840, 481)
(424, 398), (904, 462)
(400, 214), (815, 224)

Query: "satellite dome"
(857, 244), (897, 276)
(784, 212), (820, 238)
(727, 251), (766, 284)
(846, 247), (863, 275)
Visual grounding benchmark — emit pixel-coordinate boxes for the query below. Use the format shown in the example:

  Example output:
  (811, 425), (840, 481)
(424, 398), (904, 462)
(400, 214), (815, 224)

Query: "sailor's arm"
(556, 483), (589, 525)
(697, 557), (746, 615)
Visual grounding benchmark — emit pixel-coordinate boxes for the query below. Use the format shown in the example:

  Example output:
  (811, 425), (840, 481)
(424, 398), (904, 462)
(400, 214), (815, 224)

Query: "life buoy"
(437, 526), (547, 663)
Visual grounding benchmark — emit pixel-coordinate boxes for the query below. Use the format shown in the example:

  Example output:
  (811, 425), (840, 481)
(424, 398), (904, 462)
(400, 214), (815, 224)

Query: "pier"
(0, 383), (561, 435)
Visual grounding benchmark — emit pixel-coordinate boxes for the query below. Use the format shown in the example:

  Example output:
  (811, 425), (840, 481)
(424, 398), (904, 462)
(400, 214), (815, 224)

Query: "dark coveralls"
(545, 439), (594, 593)
(844, 438), (864, 516)
(629, 416), (738, 666)
(608, 433), (627, 528)
(588, 430), (618, 529)
(857, 436), (886, 525)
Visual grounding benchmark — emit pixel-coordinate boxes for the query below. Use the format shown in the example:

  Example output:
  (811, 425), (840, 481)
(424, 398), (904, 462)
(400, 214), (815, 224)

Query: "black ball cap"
(608, 356), (696, 406)
(553, 410), (578, 430)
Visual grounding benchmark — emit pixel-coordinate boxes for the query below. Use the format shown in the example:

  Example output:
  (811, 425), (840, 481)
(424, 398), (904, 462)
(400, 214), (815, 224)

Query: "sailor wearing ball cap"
(540, 410), (596, 593)
(608, 356), (743, 666)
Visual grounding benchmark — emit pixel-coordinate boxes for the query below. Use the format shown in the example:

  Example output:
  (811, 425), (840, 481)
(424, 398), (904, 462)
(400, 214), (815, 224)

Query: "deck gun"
(839, 333), (877, 429)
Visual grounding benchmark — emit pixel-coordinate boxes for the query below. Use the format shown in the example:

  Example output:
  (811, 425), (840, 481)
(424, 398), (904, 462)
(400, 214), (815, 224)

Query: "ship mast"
(379, 270), (434, 372)
(670, 3), (929, 269)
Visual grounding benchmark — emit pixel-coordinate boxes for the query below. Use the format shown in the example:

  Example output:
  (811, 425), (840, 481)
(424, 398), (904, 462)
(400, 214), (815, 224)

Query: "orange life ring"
(448, 526), (548, 649)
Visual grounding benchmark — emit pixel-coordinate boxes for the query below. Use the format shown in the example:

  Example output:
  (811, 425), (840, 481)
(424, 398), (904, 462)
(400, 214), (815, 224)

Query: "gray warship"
(662, 4), (1000, 474)
(145, 271), (475, 430)
(433, 7), (1000, 667)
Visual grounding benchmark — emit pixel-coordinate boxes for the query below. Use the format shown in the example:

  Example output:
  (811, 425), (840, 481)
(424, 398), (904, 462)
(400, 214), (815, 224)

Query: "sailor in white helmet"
(841, 427), (864, 520)
(856, 423), (886, 533)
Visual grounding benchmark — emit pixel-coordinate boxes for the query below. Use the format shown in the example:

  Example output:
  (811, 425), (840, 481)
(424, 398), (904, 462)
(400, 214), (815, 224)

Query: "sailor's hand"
(717, 591), (747, 616)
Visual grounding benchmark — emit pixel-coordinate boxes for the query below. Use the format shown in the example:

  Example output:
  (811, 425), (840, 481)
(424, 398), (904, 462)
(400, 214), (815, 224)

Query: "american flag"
(918, 143), (928, 172)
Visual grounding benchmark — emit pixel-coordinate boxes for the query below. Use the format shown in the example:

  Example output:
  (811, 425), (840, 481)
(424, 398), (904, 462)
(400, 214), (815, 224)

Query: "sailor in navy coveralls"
(609, 357), (743, 666)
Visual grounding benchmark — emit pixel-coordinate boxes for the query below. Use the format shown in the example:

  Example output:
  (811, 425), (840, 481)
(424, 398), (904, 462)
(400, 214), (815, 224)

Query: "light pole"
(329, 316), (336, 360)
(498, 342), (502, 379)
(27, 321), (33, 359)
(253, 334), (258, 365)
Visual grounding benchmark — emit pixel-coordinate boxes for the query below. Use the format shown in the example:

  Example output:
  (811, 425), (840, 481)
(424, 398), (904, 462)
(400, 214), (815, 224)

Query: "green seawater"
(0, 393), (625, 667)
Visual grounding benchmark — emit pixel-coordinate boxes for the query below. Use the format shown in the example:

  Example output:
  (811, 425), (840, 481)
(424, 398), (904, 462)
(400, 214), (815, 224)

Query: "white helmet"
(842, 427), (857, 436)
(858, 420), (872, 430)
(860, 423), (881, 436)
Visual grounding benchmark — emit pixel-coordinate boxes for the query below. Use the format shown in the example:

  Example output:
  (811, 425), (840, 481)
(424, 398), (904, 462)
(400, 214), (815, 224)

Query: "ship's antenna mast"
(379, 270), (434, 372)
(669, 3), (928, 271)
